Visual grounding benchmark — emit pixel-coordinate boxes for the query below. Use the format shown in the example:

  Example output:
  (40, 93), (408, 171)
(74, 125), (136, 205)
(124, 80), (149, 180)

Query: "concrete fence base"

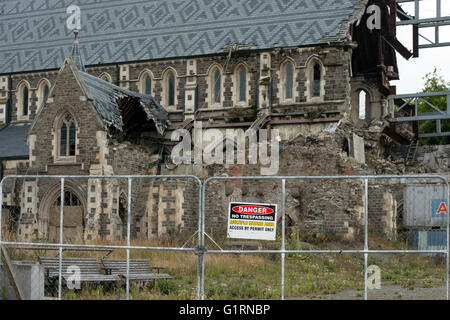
(0, 261), (44, 300)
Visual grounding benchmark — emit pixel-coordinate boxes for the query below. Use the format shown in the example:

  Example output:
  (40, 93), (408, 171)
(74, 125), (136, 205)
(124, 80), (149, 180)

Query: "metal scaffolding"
(387, 1), (450, 138)
(388, 91), (450, 138)
(397, 0), (450, 54)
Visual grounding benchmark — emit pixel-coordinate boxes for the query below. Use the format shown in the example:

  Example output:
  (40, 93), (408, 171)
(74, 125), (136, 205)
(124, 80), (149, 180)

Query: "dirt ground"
(293, 281), (447, 300)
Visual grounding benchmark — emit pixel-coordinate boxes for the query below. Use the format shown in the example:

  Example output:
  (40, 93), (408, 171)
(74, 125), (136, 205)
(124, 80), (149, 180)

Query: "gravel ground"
(292, 281), (447, 300)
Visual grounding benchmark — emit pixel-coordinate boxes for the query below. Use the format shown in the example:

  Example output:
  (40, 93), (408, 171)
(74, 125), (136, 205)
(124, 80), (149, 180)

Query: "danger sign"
(431, 199), (448, 218)
(227, 202), (277, 241)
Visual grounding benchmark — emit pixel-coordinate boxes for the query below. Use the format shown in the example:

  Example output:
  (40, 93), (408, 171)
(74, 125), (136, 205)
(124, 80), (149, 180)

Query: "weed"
(1, 286), (8, 300)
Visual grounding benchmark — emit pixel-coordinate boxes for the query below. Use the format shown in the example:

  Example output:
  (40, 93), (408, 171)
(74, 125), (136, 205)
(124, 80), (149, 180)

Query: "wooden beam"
(388, 0), (397, 37)
(0, 245), (24, 300)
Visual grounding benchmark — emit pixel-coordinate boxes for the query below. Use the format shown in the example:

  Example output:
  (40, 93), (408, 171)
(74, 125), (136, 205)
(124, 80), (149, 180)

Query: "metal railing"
(1, 174), (449, 300)
(200, 175), (450, 301)
(0, 175), (202, 300)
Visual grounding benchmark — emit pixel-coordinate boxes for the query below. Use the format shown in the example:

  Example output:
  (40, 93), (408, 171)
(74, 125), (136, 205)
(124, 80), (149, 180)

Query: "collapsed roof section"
(79, 71), (168, 135)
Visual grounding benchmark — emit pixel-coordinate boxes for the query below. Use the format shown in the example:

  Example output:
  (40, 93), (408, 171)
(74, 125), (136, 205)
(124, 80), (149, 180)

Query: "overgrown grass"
(2, 230), (446, 300)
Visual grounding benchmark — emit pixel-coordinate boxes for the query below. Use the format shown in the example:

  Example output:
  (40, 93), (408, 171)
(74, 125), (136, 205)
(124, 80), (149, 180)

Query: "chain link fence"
(200, 175), (449, 300)
(0, 175), (201, 300)
(0, 174), (449, 300)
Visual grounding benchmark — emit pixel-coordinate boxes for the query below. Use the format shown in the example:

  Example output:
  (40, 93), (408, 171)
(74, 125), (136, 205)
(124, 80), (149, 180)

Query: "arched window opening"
(37, 81), (50, 112)
(54, 191), (80, 206)
(313, 63), (321, 97)
(238, 67), (247, 102)
(358, 90), (368, 120)
(284, 63), (294, 100)
(43, 84), (49, 101)
(212, 68), (221, 104)
(167, 72), (176, 107)
(144, 75), (152, 95)
(22, 86), (29, 116)
(59, 113), (76, 157)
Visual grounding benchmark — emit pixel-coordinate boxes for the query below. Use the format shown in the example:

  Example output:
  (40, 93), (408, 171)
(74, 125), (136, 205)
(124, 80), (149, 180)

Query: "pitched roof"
(0, 123), (30, 160)
(0, 0), (365, 74)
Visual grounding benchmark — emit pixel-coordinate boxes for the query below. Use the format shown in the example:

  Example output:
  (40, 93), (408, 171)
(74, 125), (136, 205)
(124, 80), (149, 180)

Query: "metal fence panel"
(201, 175), (449, 301)
(0, 175), (202, 300)
(1, 174), (449, 300)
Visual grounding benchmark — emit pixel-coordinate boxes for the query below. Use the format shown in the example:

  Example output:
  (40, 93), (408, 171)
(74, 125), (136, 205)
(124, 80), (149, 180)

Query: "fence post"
(201, 179), (206, 300)
(364, 178), (369, 301)
(0, 178), (2, 244)
(197, 179), (203, 300)
(126, 177), (132, 300)
(58, 177), (65, 300)
(446, 180), (449, 300)
(281, 179), (286, 300)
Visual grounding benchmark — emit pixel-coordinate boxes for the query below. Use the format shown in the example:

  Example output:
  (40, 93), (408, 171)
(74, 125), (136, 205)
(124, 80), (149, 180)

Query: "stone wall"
(0, 45), (367, 128)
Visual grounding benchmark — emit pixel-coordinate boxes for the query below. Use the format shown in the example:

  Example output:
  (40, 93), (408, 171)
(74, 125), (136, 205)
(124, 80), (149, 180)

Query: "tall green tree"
(418, 68), (450, 145)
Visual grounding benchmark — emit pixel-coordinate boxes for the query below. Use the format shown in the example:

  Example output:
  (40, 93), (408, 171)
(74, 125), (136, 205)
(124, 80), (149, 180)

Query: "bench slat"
(40, 256), (117, 283)
(102, 259), (171, 280)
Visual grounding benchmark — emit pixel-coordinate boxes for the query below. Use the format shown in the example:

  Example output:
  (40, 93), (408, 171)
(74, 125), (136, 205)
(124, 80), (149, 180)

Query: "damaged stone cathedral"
(0, 0), (432, 243)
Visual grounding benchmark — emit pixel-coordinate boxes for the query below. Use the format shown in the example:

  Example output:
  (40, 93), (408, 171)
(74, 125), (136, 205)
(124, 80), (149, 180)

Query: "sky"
(391, 1), (450, 94)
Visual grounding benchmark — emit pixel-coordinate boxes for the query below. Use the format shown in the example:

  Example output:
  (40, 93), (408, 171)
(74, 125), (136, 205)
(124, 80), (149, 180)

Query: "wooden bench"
(39, 257), (118, 284)
(101, 259), (171, 282)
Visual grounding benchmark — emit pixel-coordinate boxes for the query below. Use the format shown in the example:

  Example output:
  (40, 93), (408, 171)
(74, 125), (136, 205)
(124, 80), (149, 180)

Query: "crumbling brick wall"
(197, 133), (369, 241)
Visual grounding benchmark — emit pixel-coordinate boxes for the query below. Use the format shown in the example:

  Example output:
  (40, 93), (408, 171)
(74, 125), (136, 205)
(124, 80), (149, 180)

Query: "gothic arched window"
(313, 63), (321, 97)
(22, 86), (29, 116)
(237, 66), (247, 102)
(358, 90), (368, 120)
(139, 71), (153, 95)
(18, 84), (30, 117)
(283, 62), (294, 100)
(59, 113), (76, 157)
(37, 80), (51, 112)
(307, 58), (325, 101)
(164, 70), (176, 108)
(44, 86), (49, 102)
(213, 68), (221, 104)
(144, 75), (151, 95)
